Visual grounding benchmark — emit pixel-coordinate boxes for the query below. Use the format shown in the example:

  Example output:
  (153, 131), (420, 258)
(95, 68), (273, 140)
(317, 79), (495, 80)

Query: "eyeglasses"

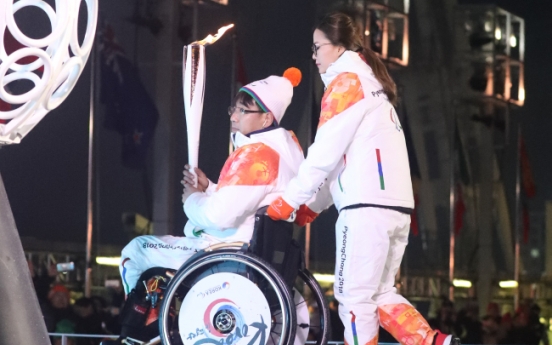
(311, 43), (332, 57)
(228, 106), (265, 116)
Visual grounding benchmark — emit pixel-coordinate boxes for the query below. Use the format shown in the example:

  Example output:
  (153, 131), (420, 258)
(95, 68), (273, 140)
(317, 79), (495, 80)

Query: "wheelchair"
(157, 207), (331, 345)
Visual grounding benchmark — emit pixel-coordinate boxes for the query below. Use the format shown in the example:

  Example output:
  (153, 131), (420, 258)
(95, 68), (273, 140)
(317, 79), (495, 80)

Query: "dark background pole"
(0, 173), (49, 344)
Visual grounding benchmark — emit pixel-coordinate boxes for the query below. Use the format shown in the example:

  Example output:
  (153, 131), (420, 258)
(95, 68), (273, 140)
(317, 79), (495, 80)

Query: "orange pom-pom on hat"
(283, 67), (302, 87)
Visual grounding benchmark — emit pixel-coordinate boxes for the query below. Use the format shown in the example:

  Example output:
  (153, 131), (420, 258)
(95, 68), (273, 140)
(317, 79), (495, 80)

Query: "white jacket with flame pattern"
(184, 127), (304, 243)
(283, 51), (414, 213)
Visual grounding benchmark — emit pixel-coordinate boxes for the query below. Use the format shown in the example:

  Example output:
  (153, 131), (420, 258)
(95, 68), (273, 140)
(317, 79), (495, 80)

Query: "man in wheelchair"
(102, 69), (305, 345)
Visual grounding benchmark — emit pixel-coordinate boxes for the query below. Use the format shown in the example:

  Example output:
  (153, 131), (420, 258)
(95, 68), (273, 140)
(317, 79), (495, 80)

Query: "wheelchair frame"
(157, 243), (330, 345)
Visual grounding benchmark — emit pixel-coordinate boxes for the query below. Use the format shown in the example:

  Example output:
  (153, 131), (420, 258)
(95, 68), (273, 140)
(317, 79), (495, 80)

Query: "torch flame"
(193, 24), (235, 46)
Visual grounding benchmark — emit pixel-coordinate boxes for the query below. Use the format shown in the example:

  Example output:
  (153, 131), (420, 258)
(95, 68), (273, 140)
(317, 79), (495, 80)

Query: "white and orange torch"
(183, 24), (234, 186)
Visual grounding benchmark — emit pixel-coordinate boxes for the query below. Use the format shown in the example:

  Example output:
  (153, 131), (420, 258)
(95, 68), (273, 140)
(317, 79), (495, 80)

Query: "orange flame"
(193, 24), (234, 46)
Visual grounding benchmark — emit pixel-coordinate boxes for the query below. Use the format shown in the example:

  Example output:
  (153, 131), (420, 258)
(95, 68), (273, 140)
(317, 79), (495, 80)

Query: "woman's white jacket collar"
(320, 50), (374, 87)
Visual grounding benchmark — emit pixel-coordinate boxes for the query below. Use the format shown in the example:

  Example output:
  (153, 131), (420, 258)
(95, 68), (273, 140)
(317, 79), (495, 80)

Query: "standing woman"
(268, 10), (460, 345)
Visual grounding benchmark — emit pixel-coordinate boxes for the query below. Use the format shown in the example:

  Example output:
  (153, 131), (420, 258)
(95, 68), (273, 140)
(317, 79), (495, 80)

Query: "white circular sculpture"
(0, 0), (98, 144)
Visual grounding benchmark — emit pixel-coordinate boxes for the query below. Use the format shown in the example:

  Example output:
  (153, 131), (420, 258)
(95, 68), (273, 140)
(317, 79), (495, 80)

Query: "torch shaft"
(183, 45), (206, 187)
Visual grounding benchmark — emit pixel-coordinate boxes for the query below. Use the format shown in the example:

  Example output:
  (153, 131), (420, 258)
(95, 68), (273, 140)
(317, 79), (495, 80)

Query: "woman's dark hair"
(316, 9), (397, 105)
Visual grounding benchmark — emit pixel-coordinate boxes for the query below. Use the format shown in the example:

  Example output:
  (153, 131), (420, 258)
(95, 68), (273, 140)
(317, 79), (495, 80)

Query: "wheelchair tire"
(159, 249), (297, 345)
(295, 269), (330, 345)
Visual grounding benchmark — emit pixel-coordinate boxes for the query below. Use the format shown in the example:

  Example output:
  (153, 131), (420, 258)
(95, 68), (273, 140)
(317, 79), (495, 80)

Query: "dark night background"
(0, 0), (550, 273)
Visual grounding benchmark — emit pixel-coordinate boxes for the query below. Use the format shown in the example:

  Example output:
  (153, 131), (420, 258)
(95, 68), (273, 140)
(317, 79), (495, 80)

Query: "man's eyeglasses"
(228, 106), (265, 116)
(311, 43), (332, 57)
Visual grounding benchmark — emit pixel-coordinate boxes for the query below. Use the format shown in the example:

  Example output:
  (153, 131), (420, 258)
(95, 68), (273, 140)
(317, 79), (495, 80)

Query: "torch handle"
(185, 164), (199, 189)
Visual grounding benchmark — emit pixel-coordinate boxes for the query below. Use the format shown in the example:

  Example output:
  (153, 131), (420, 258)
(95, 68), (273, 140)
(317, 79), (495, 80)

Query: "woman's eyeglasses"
(311, 43), (332, 57)
(228, 106), (265, 116)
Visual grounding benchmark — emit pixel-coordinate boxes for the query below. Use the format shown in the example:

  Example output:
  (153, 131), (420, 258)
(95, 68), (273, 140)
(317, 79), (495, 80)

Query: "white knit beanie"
(239, 67), (302, 124)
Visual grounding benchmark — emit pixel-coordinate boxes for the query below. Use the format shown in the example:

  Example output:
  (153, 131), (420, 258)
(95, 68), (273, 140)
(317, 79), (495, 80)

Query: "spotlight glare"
(313, 273), (335, 283)
(509, 34), (517, 47)
(499, 280), (518, 288)
(453, 279), (472, 288)
(96, 257), (121, 266)
(495, 27), (502, 40)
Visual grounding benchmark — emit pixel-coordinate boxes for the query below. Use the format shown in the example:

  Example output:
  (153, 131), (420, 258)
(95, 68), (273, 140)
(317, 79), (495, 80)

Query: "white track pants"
(119, 235), (212, 295)
(334, 207), (437, 345)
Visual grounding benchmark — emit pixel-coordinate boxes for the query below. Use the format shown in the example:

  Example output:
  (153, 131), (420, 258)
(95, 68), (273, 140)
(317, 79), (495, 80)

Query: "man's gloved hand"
(267, 196), (296, 221)
(294, 205), (319, 227)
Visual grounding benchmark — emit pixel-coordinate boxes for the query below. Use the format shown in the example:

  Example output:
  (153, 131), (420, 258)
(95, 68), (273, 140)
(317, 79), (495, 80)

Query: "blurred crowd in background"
(29, 261), (124, 345)
(30, 260), (551, 345)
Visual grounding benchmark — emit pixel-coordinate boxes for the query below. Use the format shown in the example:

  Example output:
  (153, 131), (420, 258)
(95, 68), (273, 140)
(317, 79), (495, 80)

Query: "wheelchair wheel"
(159, 249), (297, 345)
(293, 269), (330, 345)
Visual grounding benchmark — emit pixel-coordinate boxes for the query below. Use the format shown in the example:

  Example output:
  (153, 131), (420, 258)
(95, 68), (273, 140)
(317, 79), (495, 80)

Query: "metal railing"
(49, 333), (117, 345)
(48, 333), (400, 345)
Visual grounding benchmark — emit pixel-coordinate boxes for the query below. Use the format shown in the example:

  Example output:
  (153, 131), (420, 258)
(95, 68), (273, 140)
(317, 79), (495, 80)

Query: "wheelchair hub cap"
(214, 309), (236, 333)
(179, 272), (271, 345)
